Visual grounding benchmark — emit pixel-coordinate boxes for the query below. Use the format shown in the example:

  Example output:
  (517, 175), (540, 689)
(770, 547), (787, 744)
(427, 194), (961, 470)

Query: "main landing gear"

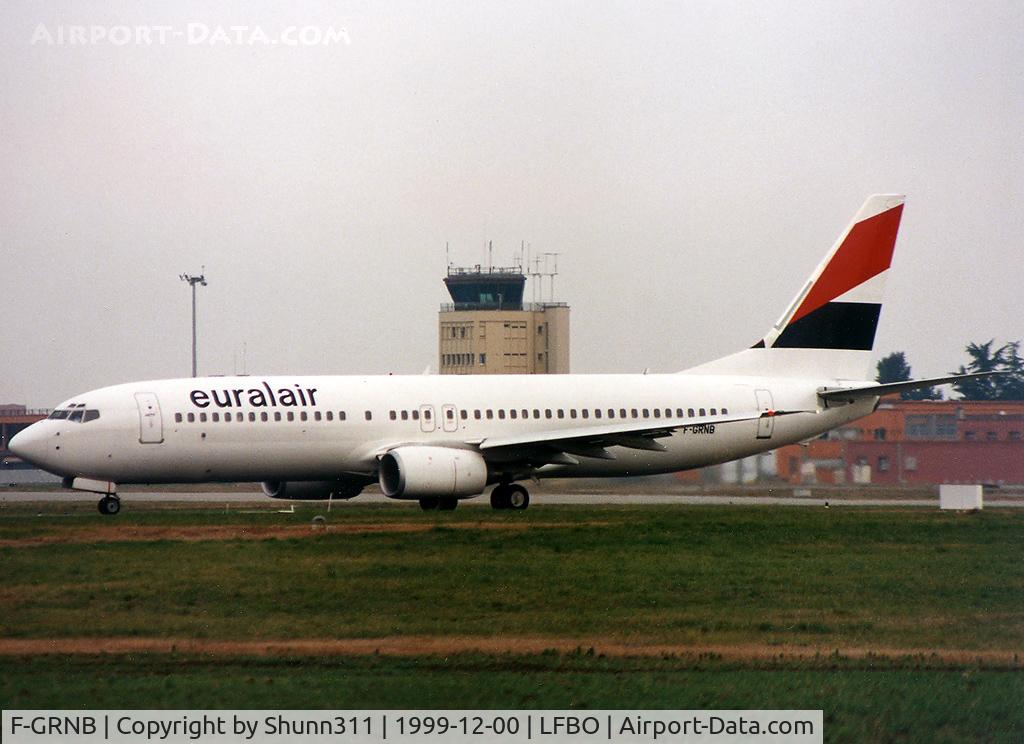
(97, 495), (121, 516)
(490, 483), (530, 511)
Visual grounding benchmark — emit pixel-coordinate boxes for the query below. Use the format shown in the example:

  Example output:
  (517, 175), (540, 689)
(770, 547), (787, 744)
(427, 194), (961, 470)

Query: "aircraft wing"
(477, 410), (802, 461)
(818, 371), (1003, 403)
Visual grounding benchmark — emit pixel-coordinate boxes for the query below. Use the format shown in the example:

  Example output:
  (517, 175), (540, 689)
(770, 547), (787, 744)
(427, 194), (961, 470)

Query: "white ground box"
(939, 484), (983, 510)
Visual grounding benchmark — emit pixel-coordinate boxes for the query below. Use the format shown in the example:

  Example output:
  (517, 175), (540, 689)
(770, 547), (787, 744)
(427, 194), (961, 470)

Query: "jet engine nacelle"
(378, 446), (488, 499)
(261, 479), (366, 501)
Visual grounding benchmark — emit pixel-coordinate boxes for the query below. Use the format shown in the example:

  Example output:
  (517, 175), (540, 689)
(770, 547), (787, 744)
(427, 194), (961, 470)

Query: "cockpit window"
(48, 407), (100, 423)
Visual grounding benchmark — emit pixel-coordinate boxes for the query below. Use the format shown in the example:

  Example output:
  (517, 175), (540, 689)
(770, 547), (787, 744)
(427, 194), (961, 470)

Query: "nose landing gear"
(97, 495), (121, 516)
(490, 483), (530, 510)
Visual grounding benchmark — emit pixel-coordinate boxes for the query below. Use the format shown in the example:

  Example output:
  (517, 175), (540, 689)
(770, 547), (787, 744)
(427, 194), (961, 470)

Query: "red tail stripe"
(789, 204), (903, 326)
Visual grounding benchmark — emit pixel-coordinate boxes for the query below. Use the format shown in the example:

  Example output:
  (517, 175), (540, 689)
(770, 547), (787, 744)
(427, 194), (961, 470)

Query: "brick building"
(775, 399), (1024, 486)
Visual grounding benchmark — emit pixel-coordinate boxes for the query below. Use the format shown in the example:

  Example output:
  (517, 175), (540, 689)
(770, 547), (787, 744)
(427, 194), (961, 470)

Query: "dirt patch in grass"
(0, 636), (1019, 668)
(0, 521), (601, 548)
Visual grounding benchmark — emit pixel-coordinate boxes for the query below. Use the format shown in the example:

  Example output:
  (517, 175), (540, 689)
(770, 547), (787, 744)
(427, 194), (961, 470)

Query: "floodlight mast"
(179, 270), (207, 378)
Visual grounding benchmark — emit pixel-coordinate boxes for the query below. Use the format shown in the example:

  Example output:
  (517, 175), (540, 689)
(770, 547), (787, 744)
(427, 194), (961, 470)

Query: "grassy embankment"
(1, 503), (1021, 741)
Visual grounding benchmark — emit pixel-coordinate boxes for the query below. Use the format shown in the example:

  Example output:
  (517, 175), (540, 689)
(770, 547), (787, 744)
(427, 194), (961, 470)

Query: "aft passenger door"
(755, 389), (774, 440)
(135, 392), (164, 444)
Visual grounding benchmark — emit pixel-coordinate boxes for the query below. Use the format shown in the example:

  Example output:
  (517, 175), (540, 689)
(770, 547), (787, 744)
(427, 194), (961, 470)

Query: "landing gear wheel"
(97, 496), (121, 516)
(507, 484), (530, 511)
(438, 497), (458, 511)
(490, 485), (511, 510)
(419, 497), (440, 511)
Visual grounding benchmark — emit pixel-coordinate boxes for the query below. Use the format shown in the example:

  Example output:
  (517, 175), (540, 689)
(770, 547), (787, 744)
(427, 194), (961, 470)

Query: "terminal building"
(439, 263), (569, 375)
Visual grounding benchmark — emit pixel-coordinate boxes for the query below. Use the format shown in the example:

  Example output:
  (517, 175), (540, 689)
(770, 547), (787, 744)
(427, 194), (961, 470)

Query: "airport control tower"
(439, 253), (569, 375)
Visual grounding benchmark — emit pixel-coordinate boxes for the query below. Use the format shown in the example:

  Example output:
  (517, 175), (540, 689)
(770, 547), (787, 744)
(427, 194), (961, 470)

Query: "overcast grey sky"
(2, 1), (1021, 406)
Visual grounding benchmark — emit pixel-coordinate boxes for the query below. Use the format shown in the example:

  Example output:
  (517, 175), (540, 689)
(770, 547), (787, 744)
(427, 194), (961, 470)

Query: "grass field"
(1, 501), (1022, 742)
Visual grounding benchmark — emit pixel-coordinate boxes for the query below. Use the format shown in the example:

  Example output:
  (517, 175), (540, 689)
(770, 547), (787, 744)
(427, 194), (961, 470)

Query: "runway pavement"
(2, 489), (1023, 508)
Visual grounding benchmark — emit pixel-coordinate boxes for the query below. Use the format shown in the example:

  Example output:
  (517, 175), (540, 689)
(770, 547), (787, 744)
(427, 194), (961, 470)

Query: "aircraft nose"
(9, 423), (50, 468)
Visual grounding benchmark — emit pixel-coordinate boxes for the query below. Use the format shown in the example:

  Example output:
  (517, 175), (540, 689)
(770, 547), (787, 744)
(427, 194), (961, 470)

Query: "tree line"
(876, 340), (1024, 401)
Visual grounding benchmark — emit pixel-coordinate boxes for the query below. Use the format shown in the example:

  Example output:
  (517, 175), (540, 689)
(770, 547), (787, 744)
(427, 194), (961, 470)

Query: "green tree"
(951, 339), (1024, 400)
(875, 351), (940, 400)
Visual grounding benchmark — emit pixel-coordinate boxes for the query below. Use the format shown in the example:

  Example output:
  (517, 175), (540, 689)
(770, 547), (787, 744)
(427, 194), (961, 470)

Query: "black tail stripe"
(772, 302), (881, 351)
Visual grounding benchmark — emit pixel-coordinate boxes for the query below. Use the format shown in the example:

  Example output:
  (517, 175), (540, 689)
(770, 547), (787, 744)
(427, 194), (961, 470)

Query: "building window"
(878, 455), (889, 472)
(907, 414), (957, 440)
(964, 430), (977, 441)
(874, 428), (887, 441)
(904, 456), (917, 471)
(479, 354), (486, 365)
(1010, 431), (1022, 441)
(987, 431), (998, 441)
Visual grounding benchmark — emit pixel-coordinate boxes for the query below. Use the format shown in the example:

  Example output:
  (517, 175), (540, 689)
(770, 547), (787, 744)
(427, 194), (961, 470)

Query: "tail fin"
(684, 194), (906, 381)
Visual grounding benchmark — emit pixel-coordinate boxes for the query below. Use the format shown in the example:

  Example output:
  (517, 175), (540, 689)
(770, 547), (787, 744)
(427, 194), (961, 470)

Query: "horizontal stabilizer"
(818, 371), (1002, 402)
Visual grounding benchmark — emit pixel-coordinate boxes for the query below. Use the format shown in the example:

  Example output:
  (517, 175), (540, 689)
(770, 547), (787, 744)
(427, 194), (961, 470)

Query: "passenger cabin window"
(175, 413), (183, 423)
(212, 413), (220, 422)
(187, 413), (196, 423)
(326, 411), (333, 421)
(688, 408), (695, 417)
(274, 412), (282, 422)
(249, 412), (256, 422)
(261, 412), (268, 422)
(365, 411), (372, 421)
(699, 408), (706, 416)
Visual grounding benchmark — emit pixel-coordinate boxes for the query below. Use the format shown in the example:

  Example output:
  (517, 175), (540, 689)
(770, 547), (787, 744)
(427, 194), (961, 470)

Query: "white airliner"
(11, 195), (984, 515)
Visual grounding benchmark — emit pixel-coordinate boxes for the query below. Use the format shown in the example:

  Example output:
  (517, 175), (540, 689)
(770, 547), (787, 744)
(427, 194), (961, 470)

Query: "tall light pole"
(179, 270), (207, 377)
